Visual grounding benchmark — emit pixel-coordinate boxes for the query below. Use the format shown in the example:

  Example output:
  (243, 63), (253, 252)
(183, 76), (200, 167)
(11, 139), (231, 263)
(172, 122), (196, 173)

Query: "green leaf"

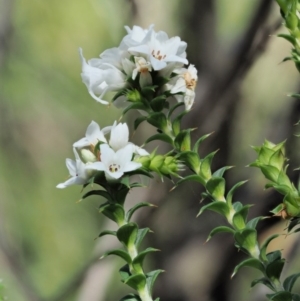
(132, 248), (159, 273)
(146, 270), (164, 294)
(283, 273), (300, 292)
(260, 234), (280, 262)
(277, 34), (297, 46)
(234, 228), (258, 256)
(119, 264), (131, 282)
(82, 190), (112, 202)
(168, 102), (184, 118)
(99, 230), (117, 238)
(260, 165), (280, 182)
(175, 174), (206, 187)
(135, 228), (150, 248)
(178, 151), (200, 173)
(147, 112), (168, 130)
(206, 177), (226, 201)
(122, 102), (148, 116)
(124, 274), (147, 291)
(292, 294), (300, 301)
(232, 205), (252, 230)
(251, 277), (275, 291)
(267, 250), (282, 263)
(119, 294), (142, 301)
(134, 116), (147, 131)
(269, 291), (293, 301)
(213, 166), (233, 178)
(206, 226), (235, 242)
(174, 130), (191, 151)
(150, 95), (167, 112)
(117, 223), (138, 249)
(192, 133), (213, 153)
(99, 203), (125, 226)
(287, 217), (300, 233)
(226, 180), (248, 206)
(197, 201), (230, 218)
(101, 249), (132, 264)
(231, 258), (264, 278)
(126, 203), (155, 222)
(266, 259), (285, 282)
(246, 217), (263, 229)
(145, 133), (174, 145)
(267, 184), (291, 195)
(200, 151), (218, 181)
(172, 111), (187, 136)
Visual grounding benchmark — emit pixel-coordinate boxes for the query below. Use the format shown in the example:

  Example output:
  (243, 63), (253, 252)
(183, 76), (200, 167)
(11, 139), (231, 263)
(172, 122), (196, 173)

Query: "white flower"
(79, 48), (126, 104)
(109, 122), (149, 155)
(56, 149), (94, 188)
(132, 57), (152, 87)
(128, 31), (188, 71)
(120, 25), (154, 49)
(168, 64), (198, 110)
(73, 121), (111, 148)
(87, 144), (141, 180)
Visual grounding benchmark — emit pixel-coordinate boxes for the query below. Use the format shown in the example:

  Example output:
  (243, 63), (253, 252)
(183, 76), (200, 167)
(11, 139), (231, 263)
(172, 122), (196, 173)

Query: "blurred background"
(1, 0), (300, 300)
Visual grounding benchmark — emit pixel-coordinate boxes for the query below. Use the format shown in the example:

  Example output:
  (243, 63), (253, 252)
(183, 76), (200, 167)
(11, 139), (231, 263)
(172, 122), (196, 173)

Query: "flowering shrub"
(57, 2), (300, 300)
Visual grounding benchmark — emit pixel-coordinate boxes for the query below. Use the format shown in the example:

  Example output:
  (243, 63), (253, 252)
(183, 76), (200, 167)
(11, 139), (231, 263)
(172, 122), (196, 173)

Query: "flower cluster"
(57, 121), (148, 188)
(80, 25), (198, 111)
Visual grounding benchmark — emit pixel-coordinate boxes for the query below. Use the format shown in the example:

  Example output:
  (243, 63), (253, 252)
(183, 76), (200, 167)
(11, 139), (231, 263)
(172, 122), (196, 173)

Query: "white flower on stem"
(87, 144), (141, 180)
(132, 57), (152, 87)
(120, 25), (154, 49)
(56, 149), (94, 188)
(73, 121), (111, 149)
(128, 31), (188, 71)
(79, 48), (126, 104)
(168, 64), (198, 110)
(109, 121), (149, 155)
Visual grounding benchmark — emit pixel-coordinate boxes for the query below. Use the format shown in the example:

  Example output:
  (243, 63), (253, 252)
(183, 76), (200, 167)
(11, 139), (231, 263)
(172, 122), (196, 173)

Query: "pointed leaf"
(213, 166), (233, 178)
(226, 181), (248, 206)
(134, 116), (147, 131)
(266, 259), (285, 282)
(126, 203), (155, 222)
(178, 151), (200, 173)
(269, 291), (293, 301)
(246, 217), (263, 229)
(231, 258), (264, 278)
(197, 201), (229, 218)
(82, 190), (112, 202)
(206, 226), (235, 242)
(123, 102), (148, 116)
(175, 174), (206, 187)
(168, 102), (185, 118)
(232, 205), (252, 230)
(174, 130), (191, 151)
(135, 228), (150, 248)
(119, 264), (131, 282)
(117, 223), (138, 249)
(146, 270), (164, 294)
(206, 177), (226, 201)
(200, 151), (218, 181)
(150, 95), (167, 112)
(260, 234), (280, 262)
(251, 277), (275, 291)
(147, 112), (167, 130)
(132, 248), (159, 273)
(101, 249), (132, 264)
(283, 273), (300, 292)
(145, 133), (173, 145)
(124, 274), (147, 291)
(99, 203), (125, 226)
(234, 228), (258, 256)
(99, 230), (117, 238)
(193, 133), (213, 153)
